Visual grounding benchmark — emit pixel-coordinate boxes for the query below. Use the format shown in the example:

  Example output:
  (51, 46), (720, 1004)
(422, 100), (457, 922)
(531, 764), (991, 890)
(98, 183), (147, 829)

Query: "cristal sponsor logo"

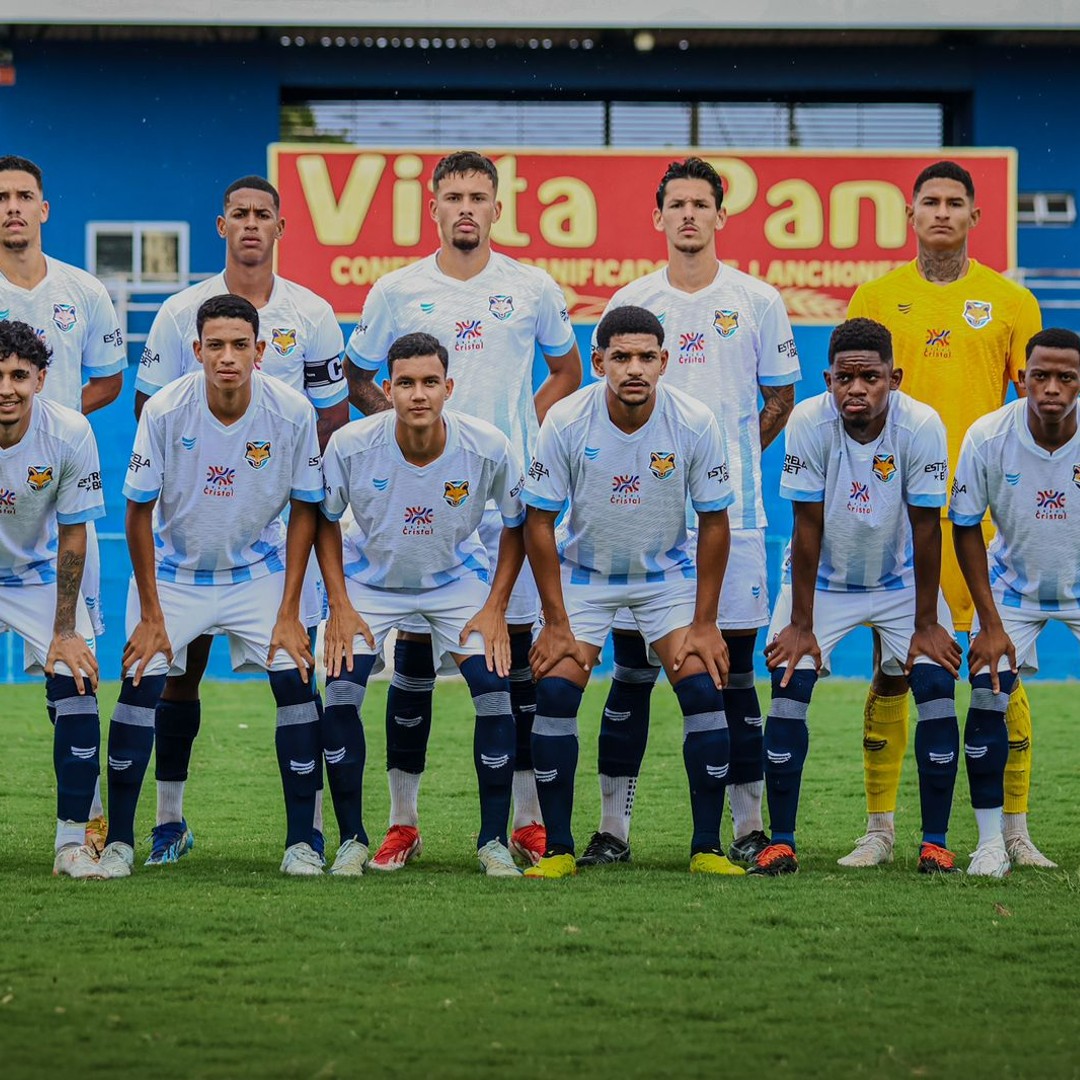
(766, 750), (791, 764)
(584, 446), (600, 460)
(925, 328), (950, 347)
(603, 708), (631, 722)
(928, 751), (956, 765)
(203, 465), (236, 497)
(783, 454), (806, 475)
(26, 464), (53, 491)
(1036, 489), (1067, 519)
(678, 331), (706, 363)
(923, 326), (952, 358)
(847, 480), (871, 513)
(181, 436), (197, 451)
(108, 756), (133, 770)
(325, 746), (347, 765)
(394, 715), (423, 728)
(480, 753), (511, 769)
(964, 743), (988, 758)
(705, 763), (729, 778)
(611, 474), (641, 505)
(402, 506), (434, 535)
(372, 477), (388, 490)
(289, 758), (317, 776)
(70, 746), (97, 760)
(534, 767), (558, 783)
(0, 488), (17, 512)
(455, 319), (484, 351)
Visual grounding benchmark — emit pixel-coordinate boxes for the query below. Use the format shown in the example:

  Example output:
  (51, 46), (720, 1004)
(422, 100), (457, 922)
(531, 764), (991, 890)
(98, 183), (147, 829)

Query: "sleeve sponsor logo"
(782, 454), (806, 475)
(128, 452), (151, 473)
(527, 459), (549, 481)
(708, 462), (730, 483)
(104, 328), (124, 346)
(778, 338), (797, 357)
(77, 471), (103, 492)
(140, 346), (160, 367)
(924, 460), (947, 481)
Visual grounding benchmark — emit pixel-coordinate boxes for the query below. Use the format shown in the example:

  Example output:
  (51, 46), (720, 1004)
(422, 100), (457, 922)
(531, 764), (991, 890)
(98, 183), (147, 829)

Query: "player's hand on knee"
(967, 623), (1017, 693)
(123, 617), (173, 686)
(673, 622), (729, 689)
(460, 601), (510, 677)
(45, 631), (100, 694)
(268, 615), (315, 682)
(764, 624), (821, 687)
(529, 620), (589, 680)
(905, 623), (962, 679)
(323, 604), (374, 677)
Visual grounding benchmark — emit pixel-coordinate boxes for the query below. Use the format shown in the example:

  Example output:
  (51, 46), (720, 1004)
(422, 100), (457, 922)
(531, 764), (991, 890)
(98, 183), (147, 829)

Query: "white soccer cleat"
(968, 836), (1011, 878)
(280, 842), (325, 877)
(477, 839), (524, 877)
(1004, 834), (1057, 869)
(837, 831), (894, 867)
(329, 838), (369, 877)
(53, 843), (107, 880)
(97, 841), (135, 879)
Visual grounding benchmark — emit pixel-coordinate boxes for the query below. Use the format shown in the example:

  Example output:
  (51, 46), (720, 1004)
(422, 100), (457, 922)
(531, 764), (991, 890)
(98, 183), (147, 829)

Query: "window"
(86, 222), (189, 284)
(1018, 192), (1076, 227)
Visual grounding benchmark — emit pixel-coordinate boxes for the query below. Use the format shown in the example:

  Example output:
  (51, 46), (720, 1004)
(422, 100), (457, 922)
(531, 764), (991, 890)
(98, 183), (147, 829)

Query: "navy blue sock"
(723, 633), (764, 786)
(105, 675), (166, 847)
(153, 699), (201, 781)
(461, 656), (515, 848)
(673, 672), (730, 855)
(269, 668), (322, 849)
(907, 663), (959, 845)
(964, 671), (1015, 809)
(323, 656), (375, 847)
(508, 632), (536, 771)
(762, 668), (816, 845)
(47, 675), (100, 824)
(385, 638), (435, 775)
(597, 632), (658, 780)
(531, 677), (583, 853)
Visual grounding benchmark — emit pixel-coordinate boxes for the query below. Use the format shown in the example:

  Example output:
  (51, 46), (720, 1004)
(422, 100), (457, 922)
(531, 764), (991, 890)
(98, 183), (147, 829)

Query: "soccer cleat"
(280, 842), (325, 876)
(747, 842), (799, 876)
(368, 825), (423, 872)
(329, 838), (369, 877)
(917, 842), (961, 874)
(53, 843), (106, 880)
(729, 830), (771, 865)
(837, 831), (894, 868)
(689, 851), (746, 875)
(576, 830), (631, 867)
(477, 840), (524, 877)
(967, 837), (1011, 879)
(509, 821), (546, 867)
(84, 815), (109, 857)
(145, 819), (194, 866)
(97, 841), (135, 879)
(523, 852), (578, 879)
(1004, 834), (1057, 869)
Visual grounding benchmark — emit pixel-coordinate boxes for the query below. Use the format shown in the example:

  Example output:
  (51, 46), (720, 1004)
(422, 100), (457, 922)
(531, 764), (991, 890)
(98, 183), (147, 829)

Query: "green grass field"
(2, 677), (1079, 1079)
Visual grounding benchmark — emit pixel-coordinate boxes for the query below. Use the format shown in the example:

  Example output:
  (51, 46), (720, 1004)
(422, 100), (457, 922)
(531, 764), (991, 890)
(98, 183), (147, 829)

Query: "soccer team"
(1, 148), (1073, 882)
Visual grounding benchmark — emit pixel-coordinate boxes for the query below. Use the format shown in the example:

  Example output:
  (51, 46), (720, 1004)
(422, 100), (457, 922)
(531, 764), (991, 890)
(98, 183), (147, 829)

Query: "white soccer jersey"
(599, 264), (800, 530)
(780, 390), (948, 592)
(136, 272), (346, 408)
(123, 372), (323, 586)
(0, 257), (126, 412)
(322, 411), (525, 590)
(949, 399), (1080, 612)
(345, 251), (575, 464)
(523, 381), (733, 584)
(0, 397), (105, 586)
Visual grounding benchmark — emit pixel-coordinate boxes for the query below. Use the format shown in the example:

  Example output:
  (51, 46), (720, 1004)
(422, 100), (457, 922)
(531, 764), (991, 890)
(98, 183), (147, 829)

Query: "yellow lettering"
(538, 177), (598, 248)
(702, 157), (758, 217)
(330, 256), (352, 285)
(764, 180), (824, 249)
(297, 153), (386, 246)
(391, 154), (424, 247)
(829, 181), (907, 250)
(491, 155), (530, 247)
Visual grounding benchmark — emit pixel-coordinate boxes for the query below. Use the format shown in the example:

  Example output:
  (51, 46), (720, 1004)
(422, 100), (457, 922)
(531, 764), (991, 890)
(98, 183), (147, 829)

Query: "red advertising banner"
(269, 146), (1016, 325)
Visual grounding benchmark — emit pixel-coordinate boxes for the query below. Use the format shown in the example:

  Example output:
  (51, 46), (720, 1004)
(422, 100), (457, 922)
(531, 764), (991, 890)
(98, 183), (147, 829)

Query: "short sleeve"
(137, 303), (189, 396)
(948, 431), (989, 526)
(905, 412), (949, 509)
(56, 427), (106, 525)
(535, 273), (575, 355)
(688, 417), (734, 514)
(122, 409), (165, 502)
(302, 307), (347, 408)
(492, 435), (526, 528)
(1008, 290), (1043, 387)
(81, 287), (127, 381)
(290, 404), (325, 503)
(319, 432), (350, 522)
(522, 416), (569, 513)
(779, 408), (826, 502)
(756, 295), (801, 386)
(345, 284), (398, 370)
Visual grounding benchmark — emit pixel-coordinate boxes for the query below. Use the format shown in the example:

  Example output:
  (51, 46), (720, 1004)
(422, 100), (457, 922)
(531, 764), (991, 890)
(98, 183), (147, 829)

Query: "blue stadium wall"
(1, 32), (1078, 680)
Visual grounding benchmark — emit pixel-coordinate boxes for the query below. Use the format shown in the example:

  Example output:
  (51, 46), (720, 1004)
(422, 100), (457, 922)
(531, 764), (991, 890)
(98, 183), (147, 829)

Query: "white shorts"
(82, 518), (105, 637)
(563, 576), (696, 651)
(0, 583), (96, 677)
(768, 584), (956, 677)
(613, 527), (768, 633)
(125, 574), (300, 677)
(972, 604), (1080, 675)
(398, 505), (537, 633)
(346, 574), (490, 676)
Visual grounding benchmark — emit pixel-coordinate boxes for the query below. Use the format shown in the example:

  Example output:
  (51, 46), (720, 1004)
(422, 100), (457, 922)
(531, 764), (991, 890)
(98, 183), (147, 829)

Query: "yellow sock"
(1004, 681), (1032, 815)
(863, 690), (911, 814)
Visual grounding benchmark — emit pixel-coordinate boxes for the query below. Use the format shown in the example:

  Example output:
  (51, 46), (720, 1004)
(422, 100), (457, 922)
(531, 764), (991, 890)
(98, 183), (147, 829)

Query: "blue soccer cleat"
(145, 819), (194, 866)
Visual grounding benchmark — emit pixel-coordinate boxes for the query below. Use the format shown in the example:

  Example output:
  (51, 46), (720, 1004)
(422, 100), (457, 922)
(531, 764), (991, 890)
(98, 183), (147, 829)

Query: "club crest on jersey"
(270, 328), (297, 357)
(1036, 490), (1067, 519)
(713, 309), (739, 338)
(963, 300), (992, 329)
(52, 303), (77, 332)
(26, 464), (53, 491)
(649, 452), (677, 480)
(872, 454), (897, 482)
(1072, 464), (1080, 490)
(245, 441), (272, 470)
(443, 479), (470, 507)
(403, 506), (434, 536)
(610, 474), (641, 505)
(488, 294), (514, 321)
(678, 332), (706, 364)
(455, 320), (484, 352)
(204, 465), (235, 497)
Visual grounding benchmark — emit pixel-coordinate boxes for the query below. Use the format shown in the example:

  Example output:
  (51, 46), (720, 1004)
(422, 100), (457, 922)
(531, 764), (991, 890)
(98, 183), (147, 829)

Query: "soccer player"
(96, 295), (325, 878)
(133, 176), (348, 865)
(949, 327), (1080, 875)
(751, 317), (963, 876)
(317, 331), (527, 876)
(0, 320), (106, 877)
(344, 150), (582, 869)
(522, 304), (741, 879)
(0, 155), (127, 850)
(844, 160), (1045, 867)
(578, 157), (799, 867)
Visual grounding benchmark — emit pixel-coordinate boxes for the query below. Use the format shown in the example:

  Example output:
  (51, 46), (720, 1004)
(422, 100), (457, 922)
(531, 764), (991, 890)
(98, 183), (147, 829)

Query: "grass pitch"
(2, 677), (1080, 1079)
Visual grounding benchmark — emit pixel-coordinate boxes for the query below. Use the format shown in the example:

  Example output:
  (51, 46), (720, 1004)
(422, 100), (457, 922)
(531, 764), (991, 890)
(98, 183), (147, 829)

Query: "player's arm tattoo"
(343, 357), (392, 416)
(917, 248), (966, 283)
(53, 524), (87, 636)
(758, 384), (795, 450)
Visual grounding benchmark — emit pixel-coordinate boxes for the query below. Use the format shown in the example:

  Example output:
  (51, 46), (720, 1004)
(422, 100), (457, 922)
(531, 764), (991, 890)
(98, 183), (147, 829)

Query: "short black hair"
(0, 155), (43, 192)
(828, 317), (893, 365)
(196, 294), (260, 339)
(595, 305), (665, 350)
(1025, 326), (1080, 361)
(387, 331), (449, 376)
(655, 157), (724, 211)
(912, 160), (975, 201)
(0, 319), (51, 369)
(432, 151), (499, 194)
(223, 175), (281, 212)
